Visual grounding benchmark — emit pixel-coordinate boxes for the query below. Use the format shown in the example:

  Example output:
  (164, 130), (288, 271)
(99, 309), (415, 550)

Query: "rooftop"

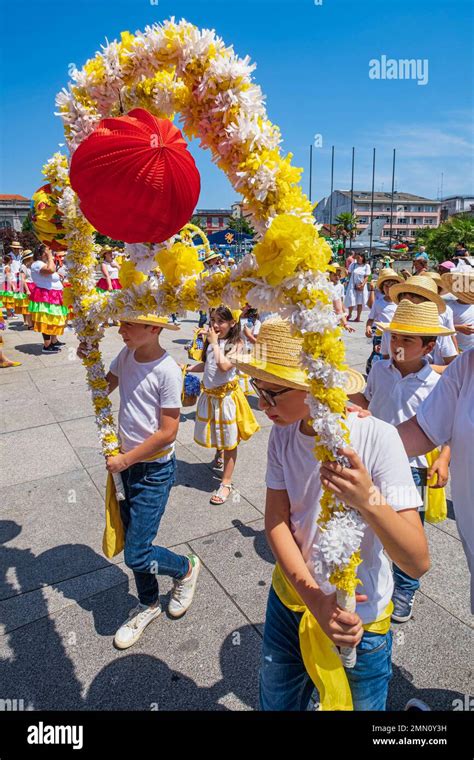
(338, 190), (439, 204)
(0, 194), (30, 201)
(195, 208), (232, 215)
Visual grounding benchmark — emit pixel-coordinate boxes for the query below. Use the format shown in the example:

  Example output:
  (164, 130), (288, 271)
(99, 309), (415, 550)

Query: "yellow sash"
(202, 379), (260, 441)
(424, 449), (448, 523)
(102, 447), (173, 559)
(272, 564), (393, 711)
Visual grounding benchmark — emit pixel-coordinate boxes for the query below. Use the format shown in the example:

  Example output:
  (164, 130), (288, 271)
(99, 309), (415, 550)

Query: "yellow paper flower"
(119, 260), (147, 289)
(156, 242), (204, 287)
(254, 214), (327, 286)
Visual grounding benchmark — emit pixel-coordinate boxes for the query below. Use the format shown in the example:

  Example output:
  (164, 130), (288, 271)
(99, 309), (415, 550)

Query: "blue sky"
(1, 0), (472, 208)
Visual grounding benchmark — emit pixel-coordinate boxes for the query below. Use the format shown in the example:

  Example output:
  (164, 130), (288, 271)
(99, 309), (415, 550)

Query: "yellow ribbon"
(103, 447), (173, 558)
(272, 564), (393, 711)
(424, 449), (447, 523)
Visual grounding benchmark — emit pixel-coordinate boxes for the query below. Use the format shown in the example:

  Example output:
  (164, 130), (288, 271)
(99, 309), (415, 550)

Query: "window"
(398, 218), (407, 224)
(358, 217), (368, 224)
(212, 217), (220, 227)
(423, 218), (435, 224)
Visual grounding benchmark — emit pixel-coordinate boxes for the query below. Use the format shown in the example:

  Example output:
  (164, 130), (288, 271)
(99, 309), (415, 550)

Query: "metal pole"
(349, 146), (355, 252)
(388, 149), (396, 255)
(368, 148), (376, 260)
(309, 144), (313, 202)
(328, 145), (334, 232)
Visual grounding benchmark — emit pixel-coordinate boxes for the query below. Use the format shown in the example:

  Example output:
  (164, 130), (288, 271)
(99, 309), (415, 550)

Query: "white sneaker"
(168, 555), (201, 618)
(113, 603), (162, 650)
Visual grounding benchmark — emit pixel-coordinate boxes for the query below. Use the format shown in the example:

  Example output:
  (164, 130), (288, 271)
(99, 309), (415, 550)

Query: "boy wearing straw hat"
(97, 314), (201, 648)
(234, 318), (429, 711)
(380, 274), (457, 367)
(440, 272), (474, 352)
(349, 299), (454, 623)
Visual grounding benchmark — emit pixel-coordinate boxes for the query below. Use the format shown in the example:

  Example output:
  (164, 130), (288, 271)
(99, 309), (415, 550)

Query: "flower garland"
(50, 17), (364, 605)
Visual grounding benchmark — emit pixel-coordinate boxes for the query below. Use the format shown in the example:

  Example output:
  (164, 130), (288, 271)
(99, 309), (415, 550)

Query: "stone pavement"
(0, 313), (472, 711)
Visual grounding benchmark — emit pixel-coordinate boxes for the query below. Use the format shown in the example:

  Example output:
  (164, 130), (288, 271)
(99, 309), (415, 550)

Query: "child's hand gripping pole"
(112, 472), (126, 501)
(336, 589), (357, 668)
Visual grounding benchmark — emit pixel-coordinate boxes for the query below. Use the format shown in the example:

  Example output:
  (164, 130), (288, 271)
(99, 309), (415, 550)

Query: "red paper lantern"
(69, 108), (201, 244)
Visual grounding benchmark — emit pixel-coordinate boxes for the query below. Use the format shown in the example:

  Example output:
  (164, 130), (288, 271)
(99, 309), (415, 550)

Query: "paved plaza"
(0, 314), (472, 711)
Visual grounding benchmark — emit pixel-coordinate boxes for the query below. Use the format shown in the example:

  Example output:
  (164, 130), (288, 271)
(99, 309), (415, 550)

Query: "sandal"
(210, 483), (233, 505)
(213, 454), (224, 470)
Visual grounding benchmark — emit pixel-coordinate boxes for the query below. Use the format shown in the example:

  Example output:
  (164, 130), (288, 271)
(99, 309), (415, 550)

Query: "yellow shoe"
(0, 361), (21, 368)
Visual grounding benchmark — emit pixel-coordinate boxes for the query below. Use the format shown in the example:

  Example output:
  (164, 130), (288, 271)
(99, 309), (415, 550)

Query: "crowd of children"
(2, 238), (473, 712)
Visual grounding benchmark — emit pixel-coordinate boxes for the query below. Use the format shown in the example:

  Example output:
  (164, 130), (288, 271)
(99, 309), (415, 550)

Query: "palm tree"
(335, 212), (358, 252)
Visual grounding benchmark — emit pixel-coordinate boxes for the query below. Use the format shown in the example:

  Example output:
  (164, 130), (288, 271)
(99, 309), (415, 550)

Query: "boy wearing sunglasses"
(234, 317), (429, 711)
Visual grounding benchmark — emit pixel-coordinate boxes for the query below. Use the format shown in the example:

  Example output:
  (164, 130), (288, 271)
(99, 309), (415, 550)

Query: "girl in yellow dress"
(188, 305), (260, 504)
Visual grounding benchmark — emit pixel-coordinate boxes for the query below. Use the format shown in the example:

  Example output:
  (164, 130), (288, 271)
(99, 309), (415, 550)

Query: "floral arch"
(40, 18), (363, 631)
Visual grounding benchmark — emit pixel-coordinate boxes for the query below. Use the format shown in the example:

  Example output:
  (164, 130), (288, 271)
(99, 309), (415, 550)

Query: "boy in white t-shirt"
(365, 268), (402, 339)
(349, 299), (454, 624)
(234, 318), (429, 711)
(100, 315), (201, 649)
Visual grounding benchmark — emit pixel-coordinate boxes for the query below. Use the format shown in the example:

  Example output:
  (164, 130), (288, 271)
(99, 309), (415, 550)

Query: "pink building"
(315, 191), (441, 242)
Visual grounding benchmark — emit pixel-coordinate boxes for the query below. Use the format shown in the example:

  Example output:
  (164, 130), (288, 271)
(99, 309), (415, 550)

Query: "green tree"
(94, 232), (124, 249)
(189, 215), (206, 233)
(335, 212), (358, 251)
(227, 215), (255, 236)
(415, 217), (474, 261)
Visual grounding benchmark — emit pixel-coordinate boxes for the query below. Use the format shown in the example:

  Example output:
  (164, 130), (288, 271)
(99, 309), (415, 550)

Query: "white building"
(440, 195), (474, 220)
(0, 194), (31, 231)
(314, 190), (440, 241)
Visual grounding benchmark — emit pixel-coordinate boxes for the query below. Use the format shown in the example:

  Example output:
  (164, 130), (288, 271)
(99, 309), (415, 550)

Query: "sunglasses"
(250, 379), (293, 407)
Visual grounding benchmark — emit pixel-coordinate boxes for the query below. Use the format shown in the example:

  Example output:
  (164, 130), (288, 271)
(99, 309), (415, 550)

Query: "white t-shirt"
(449, 300), (474, 351)
(266, 413), (422, 624)
(203, 340), (237, 388)
(109, 348), (182, 462)
(30, 260), (63, 290)
(10, 259), (21, 276)
(104, 261), (120, 278)
(240, 318), (262, 352)
(364, 358), (440, 468)
(368, 296), (395, 323)
(332, 282), (345, 303)
(20, 264), (32, 282)
(417, 349), (474, 604)
(373, 302), (397, 355)
(430, 305), (457, 364)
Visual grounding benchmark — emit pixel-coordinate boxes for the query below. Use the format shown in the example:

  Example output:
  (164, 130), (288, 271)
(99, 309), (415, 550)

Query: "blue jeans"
(392, 467), (426, 594)
(120, 456), (189, 606)
(259, 587), (393, 711)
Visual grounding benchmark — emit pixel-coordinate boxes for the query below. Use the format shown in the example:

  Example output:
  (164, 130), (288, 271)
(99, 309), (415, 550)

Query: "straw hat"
(440, 272), (474, 305)
(389, 275), (446, 313)
(423, 270), (448, 295)
(21, 250), (33, 262)
(10, 241), (22, 249)
(376, 268), (403, 291)
(233, 317), (365, 394)
(118, 314), (180, 331)
(375, 299), (455, 336)
(332, 265), (348, 278)
(203, 252), (221, 264)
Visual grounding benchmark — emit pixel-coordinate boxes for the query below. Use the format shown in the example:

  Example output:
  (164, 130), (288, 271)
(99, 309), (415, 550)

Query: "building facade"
(314, 190), (440, 242)
(193, 208), (233, 234)
(0, 195), (31, 231)
(440, 195), (474, 221)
